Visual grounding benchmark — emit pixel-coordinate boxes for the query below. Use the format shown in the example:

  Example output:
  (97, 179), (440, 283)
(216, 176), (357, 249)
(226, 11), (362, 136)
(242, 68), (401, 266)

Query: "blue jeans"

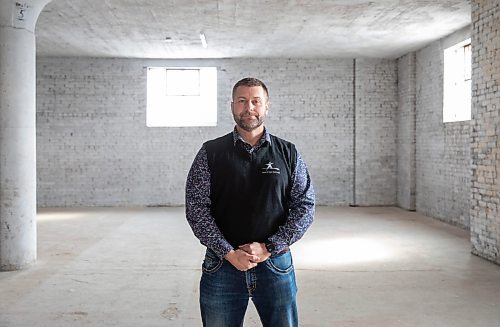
(200, 248), (298, 327)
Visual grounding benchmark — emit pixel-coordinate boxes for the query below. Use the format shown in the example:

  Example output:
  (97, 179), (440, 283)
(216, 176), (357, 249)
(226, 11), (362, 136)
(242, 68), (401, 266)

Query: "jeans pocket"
(202, 250), (223, 274)
(265, 252), (294, 274)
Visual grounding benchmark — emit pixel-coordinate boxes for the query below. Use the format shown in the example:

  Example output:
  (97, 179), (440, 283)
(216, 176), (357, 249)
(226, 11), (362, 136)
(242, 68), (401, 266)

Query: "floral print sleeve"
(185, 146), (234, 259)
(268, 151), (315, 253)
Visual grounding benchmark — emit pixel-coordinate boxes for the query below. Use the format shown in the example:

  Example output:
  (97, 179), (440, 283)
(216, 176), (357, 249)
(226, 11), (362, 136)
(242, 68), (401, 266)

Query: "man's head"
(231, 78), (269, 132)
(232, 78), (269, 102)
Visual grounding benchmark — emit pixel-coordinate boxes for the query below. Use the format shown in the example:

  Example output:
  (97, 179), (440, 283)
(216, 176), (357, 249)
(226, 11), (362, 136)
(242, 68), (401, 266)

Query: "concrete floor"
(1, 207), (499, 327)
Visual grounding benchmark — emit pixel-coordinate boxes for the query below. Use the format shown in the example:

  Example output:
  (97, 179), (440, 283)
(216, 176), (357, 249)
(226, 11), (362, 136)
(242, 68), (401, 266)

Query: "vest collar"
(232, 126), (271, 147)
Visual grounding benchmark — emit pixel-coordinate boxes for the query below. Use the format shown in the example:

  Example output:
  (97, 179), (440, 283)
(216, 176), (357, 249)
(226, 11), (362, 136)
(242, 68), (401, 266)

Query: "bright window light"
(147, 67), (217, 127)
(166, 69), (200, 96)
(443, 38), (471, 123)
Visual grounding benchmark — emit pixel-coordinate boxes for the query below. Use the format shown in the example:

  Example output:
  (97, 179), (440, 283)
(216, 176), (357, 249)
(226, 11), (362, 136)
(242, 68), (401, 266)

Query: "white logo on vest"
(261, 162), (280, 174)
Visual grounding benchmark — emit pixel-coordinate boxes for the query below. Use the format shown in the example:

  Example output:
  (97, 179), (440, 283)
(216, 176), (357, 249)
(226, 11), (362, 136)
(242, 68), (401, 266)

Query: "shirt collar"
(232, 126), (271, 147)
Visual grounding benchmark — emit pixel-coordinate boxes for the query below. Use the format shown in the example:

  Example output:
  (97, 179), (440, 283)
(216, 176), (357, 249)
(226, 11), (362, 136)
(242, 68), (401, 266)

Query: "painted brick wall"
(397, 52), (417, 211)
(470, 0), (500, 264)
(251, 59), (355, 206)
(36, 57), (397, 207)
(355, 59), (398, 206)
(37, 58), (384, 206)
(413, 26), (472, 228)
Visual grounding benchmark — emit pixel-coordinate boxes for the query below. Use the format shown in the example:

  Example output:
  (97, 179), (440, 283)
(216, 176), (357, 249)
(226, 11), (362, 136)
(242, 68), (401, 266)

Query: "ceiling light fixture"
(199, 32), (208, 48)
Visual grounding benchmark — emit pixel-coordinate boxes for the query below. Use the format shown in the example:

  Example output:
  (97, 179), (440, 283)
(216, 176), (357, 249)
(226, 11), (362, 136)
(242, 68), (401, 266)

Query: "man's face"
(231, 86), (269, 132)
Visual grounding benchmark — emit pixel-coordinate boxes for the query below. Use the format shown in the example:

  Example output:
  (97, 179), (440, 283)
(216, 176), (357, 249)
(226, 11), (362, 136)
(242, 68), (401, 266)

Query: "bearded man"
(185, 77), (315, 327)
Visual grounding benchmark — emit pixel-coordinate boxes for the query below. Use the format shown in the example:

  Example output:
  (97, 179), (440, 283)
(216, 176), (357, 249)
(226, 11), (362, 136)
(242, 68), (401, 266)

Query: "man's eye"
(252, 99), (262, 105)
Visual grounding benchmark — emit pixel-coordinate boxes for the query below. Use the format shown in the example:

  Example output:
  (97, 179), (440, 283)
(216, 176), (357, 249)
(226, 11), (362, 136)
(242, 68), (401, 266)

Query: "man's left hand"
(238, 242), (271, 263)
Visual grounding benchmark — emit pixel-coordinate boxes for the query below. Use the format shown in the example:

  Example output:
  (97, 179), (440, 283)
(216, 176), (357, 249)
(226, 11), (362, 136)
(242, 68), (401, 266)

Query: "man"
(185, 77), (315, 327)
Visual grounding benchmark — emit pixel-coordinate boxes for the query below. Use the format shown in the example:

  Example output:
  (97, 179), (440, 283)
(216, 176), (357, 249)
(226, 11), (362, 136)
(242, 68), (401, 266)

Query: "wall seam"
(351, 58), (357, 206)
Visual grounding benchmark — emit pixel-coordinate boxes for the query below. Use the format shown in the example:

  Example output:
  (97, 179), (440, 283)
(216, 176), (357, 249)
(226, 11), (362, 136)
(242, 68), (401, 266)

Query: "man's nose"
(245, 101), (255, 111)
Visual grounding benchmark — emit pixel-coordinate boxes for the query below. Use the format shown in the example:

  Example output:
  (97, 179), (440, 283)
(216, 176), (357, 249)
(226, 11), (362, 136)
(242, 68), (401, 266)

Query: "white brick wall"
(470, 0), (500, 264)
(412, 26), (472, 228)
(36, 57), (398, 207)
(355, 59), (398, 205)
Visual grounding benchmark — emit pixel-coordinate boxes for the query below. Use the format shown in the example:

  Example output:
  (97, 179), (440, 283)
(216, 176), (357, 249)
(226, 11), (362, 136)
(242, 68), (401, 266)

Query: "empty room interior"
(1, 0), (499, 326)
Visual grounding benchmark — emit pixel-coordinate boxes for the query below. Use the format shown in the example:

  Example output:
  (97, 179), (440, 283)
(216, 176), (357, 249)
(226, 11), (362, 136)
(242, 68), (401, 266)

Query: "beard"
(233, 112), (265, 132)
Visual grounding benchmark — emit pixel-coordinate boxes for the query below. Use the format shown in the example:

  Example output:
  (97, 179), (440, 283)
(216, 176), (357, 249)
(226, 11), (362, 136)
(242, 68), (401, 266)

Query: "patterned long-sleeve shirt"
(185, 128), (315, 259)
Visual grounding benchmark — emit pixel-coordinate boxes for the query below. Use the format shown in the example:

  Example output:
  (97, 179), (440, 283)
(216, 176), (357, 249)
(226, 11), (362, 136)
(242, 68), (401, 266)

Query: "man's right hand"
(224, 249), (260, 271)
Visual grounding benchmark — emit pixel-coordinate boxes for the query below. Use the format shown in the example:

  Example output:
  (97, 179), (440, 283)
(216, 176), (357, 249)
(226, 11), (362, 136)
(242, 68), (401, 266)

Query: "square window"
(147, 67), (217, 127)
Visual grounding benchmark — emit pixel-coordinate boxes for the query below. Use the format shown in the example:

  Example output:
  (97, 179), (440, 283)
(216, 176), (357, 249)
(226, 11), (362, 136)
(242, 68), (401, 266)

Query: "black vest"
(205, 132), (297, 247)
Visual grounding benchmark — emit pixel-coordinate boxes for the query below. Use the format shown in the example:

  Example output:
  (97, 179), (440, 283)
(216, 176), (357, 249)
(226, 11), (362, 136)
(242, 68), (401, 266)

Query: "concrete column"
(397, 52), (417, 211)
(0, 0), (51, 271)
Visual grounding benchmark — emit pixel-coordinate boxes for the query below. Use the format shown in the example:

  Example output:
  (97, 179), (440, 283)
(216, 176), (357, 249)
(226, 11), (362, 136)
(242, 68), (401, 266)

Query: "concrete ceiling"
(35, 0), (471, 59)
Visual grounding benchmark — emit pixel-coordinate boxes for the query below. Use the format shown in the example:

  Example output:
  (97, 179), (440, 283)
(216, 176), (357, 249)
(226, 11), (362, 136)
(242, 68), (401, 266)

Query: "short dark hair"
(232, 77), (269, 101)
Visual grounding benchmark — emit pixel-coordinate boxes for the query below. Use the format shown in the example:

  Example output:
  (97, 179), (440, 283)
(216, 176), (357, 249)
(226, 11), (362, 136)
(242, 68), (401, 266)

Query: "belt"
(276, 246), (290, 255)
